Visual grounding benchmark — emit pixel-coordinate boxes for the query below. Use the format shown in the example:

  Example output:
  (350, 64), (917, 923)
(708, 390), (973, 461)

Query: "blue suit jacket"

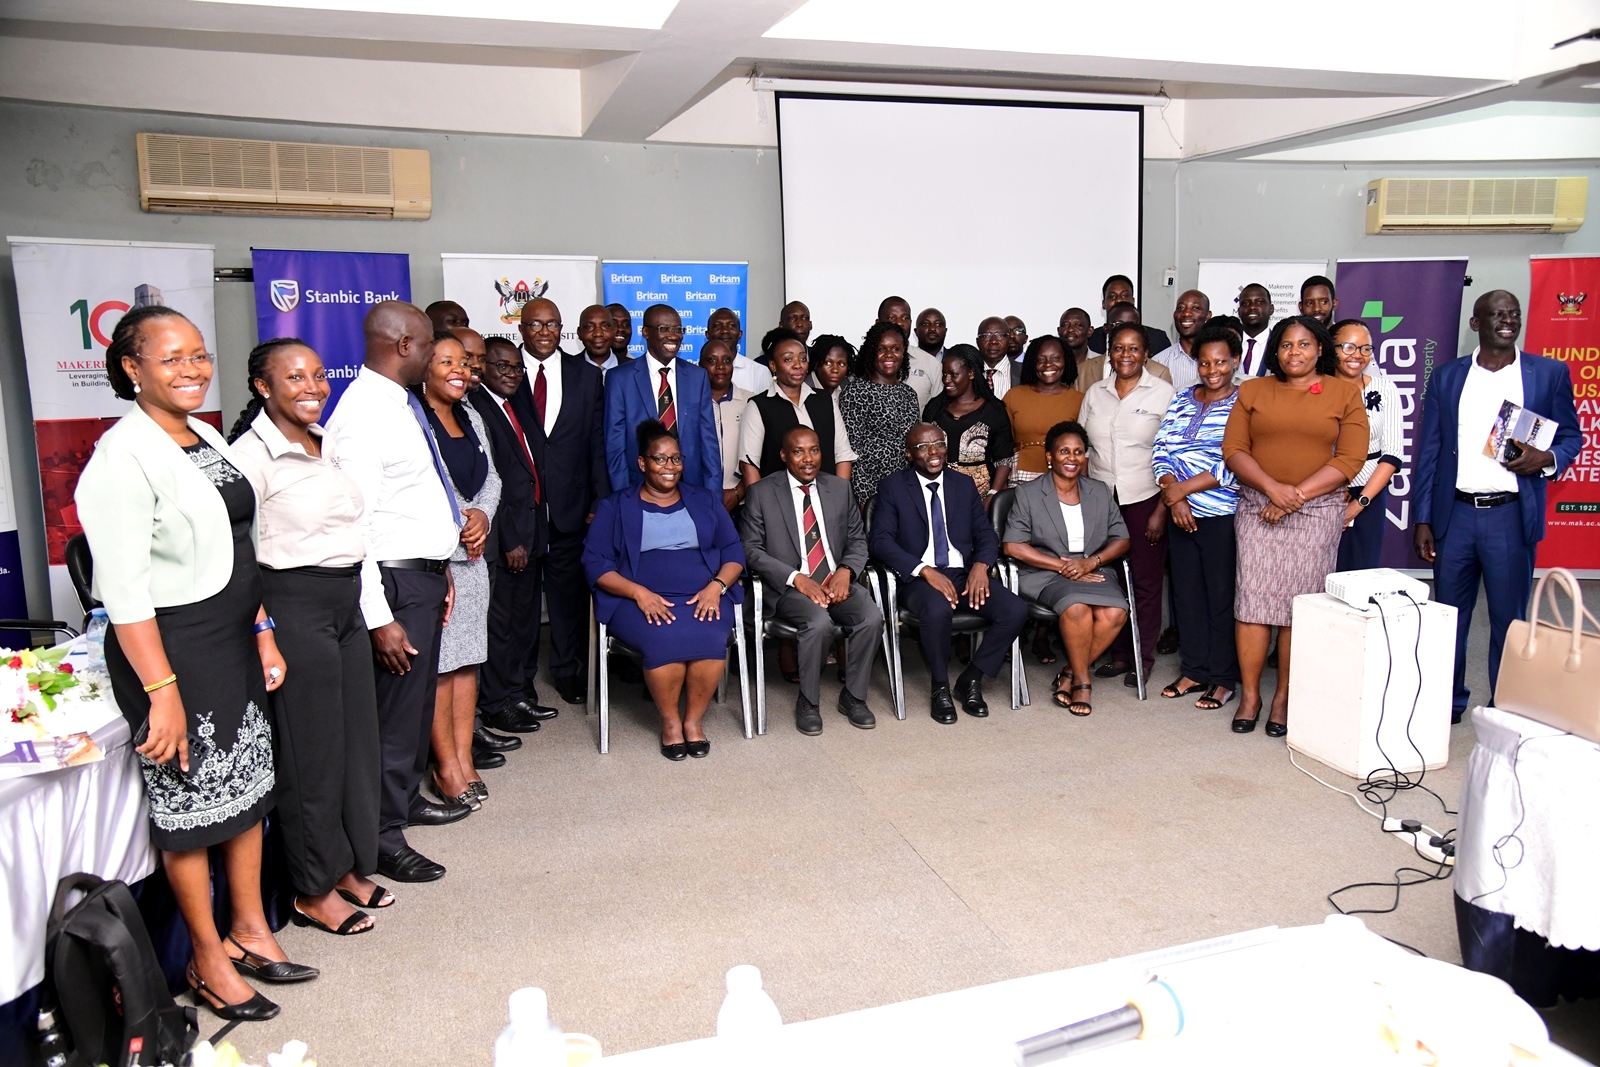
(605, 355), (722, 494)
(1413, 350), (1582, 545)
(581, 484), (745, 624)
(868, 466), (998, 582)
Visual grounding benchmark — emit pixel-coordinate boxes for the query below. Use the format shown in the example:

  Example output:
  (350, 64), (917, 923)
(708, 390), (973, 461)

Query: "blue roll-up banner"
(250, 249), (411, 414)
(601, 261), (748, 360)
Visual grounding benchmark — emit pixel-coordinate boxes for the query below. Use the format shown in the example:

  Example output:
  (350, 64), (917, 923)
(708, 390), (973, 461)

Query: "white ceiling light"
(186, 0), (679, 29)
(764, 0), (1514, 82)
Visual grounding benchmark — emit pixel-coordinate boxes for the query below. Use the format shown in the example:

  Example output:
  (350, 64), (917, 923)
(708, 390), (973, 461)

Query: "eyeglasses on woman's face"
(646, 452), (684, 466)
(1335, 342), (1374, 357)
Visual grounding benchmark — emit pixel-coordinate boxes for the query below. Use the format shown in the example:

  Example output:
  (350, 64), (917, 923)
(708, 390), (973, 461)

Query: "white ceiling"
(2, 0), (1598, 160)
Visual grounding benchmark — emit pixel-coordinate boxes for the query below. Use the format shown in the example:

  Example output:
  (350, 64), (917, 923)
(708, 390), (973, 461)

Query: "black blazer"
(510, 351), (608, 534)
(869, 467), (996, 582)
(469, 388), (546, 558)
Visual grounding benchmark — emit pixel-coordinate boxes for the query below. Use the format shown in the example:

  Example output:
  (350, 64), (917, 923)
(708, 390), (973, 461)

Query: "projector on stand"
(1324, 568), (1431, 613)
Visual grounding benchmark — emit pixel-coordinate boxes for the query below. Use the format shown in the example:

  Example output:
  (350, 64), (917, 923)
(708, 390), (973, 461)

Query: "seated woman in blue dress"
(583, 420), (746, 760)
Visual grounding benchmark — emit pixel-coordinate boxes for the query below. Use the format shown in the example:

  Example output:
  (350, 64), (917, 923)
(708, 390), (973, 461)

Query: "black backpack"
(44, 873), (197, 1067)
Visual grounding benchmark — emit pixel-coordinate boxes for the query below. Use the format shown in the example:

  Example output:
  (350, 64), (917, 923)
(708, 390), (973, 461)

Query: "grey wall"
(1157, 158), (1599, 347)
(0, 98), (782, 615)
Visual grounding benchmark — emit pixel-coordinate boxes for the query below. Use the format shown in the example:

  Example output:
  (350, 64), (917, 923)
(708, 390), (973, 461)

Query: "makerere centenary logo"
(1557, 291), (1587, 316)
(494, 277), (549, 324)
(269, 279), (300, 314)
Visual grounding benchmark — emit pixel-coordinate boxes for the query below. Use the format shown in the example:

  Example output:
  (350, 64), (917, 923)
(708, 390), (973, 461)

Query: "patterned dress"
(105, 442), (275, 851)
(838, 377), (920, 506)
(923, 396), (1016, 496)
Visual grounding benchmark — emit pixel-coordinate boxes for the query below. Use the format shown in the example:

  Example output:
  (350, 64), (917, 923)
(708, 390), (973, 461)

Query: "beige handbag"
(1495, 567), (1600, 743)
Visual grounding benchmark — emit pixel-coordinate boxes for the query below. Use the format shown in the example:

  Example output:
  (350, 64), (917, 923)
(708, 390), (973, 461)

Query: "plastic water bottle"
(493, 987), (565, 1067)
(717, 965), (782, 1063)
(85, 608), (108, 679)
(36, 1007), (69, 1067)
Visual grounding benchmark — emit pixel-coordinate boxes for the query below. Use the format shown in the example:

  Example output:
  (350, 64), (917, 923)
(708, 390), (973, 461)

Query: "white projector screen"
(777, 94), (1142, 352)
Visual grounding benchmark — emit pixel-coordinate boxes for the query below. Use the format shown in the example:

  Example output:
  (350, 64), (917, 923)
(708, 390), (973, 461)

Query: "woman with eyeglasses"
(839, 322), (921, 507)
(1222, 315), (1368, 737)
(77, 306), (310, 1021)
(584, 421), (746, 760)
(1330, 319), (1403, 571)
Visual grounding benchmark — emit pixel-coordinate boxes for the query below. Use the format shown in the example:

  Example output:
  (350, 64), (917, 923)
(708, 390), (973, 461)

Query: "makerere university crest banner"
(251, 248), (411, 415)
(440, 254), (599, 352)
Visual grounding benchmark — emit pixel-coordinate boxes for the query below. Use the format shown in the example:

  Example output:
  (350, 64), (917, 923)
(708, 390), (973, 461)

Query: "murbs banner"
(1334, 258), (1468, 572)
(9, 236), (219, 620)
(440, 254), (598, 352)
(1527, 255), (1600, 572)
(252, 248), (411, 415)
(602, 261), (748, 360)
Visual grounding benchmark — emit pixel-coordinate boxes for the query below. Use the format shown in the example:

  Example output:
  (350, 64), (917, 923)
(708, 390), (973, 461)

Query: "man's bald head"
(425, 300), (468, 332)
(518, 297), (562, 359)
(365, 300), (435, 386)
(577, 304), (613, 362)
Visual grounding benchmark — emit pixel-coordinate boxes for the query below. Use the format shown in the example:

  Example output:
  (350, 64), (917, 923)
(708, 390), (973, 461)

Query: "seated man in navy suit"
(605, 303), (722, 494)
(869, 423), (1029, 723)
(1414, 290), (1582, 722)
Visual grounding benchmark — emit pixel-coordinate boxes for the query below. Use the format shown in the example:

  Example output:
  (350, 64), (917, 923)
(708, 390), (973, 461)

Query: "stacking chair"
(584, 599), (753, 754)
(988, 487), (1147, 704)
(65, 533), (98, 622)
(860, 497), (1022, 720)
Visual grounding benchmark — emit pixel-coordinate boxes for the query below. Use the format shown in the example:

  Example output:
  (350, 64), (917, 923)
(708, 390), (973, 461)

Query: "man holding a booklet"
(1413, 290), (1583, 723)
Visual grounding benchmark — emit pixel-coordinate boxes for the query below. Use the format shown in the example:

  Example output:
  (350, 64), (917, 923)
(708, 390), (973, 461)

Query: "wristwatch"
(1356, 494), (1372, 509)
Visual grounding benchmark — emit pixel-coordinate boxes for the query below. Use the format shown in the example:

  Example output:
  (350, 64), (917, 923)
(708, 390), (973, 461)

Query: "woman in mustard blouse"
(1222, 315), (1368, 737)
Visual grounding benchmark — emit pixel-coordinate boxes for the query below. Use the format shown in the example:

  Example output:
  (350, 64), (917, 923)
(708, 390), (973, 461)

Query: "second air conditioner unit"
(1365, 177), (1586, 235)
(136, 132), (431, 220)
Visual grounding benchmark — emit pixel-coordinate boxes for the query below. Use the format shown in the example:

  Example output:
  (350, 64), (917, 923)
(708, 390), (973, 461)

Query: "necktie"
(800, 484), (828, 582)
(657, 366), (677, 430)
(533, 361), (548, 427)
(501, 399), (543, 505)
(1244, 337), (1256, 375)
(985, 367), (996, 392)
(927, 481), (949, 568)
(405, 390), (463, 528)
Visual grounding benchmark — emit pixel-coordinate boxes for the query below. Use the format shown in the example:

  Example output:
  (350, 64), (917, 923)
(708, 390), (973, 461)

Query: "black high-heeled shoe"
(225, 935), (318, 983)
(187, 962), (280, 1021)
(428, 770), (481, 812)
(1264, 719), (1288, 738)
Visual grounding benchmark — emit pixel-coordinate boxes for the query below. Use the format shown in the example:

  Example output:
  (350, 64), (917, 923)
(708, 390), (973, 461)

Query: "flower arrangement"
(189, 1038), (316, 1067)
(1, 645), (82, 725)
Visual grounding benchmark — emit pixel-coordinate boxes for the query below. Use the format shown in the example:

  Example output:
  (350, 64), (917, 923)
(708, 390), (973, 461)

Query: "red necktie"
(657, 367), (677, 431)
(985, 367), (996, 391)
(1244, 337), (1255, 374)
(501, 400), (542, 505)
(800, 484), (828, 582)
(533, 362), (548, 426)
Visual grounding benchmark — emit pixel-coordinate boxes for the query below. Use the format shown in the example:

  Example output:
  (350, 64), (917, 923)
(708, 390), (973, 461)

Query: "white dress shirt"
(522, 345), (564, 435)
(1236, 328), (1272, 381)
(731, 354), (772, 395)
(1456, 349), (1524, 494)
(1080, 370), (1177, 506)
(584, 352), (619, 379)
(907, 347), (944, 409)
(713, 387), (752, 490)
(1059, 501), (1086, 553)
(1152, 342), (1200, 392)
(980, 357), (1012, 400)
(784, 471), (837, 586)
(485, 391), (537, 471)
(913, 470), (966, 573)
(738, 382), (859, 469)
(323, 367), (460, 629)
(643, 354), (680, 421)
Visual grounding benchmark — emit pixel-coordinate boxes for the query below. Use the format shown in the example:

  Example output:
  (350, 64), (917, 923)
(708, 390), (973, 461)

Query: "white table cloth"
(0, 709), (157, 1002)
(1456, 705), (1600, 952)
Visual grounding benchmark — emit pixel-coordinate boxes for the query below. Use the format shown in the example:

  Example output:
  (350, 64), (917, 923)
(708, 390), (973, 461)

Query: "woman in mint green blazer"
(76, 306), (313, 1021)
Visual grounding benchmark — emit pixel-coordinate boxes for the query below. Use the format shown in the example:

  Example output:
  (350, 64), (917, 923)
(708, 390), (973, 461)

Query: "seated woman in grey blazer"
(1001, 420), (1130, 716)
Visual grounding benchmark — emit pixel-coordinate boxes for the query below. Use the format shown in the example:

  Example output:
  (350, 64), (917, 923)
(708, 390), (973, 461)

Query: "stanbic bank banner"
(9, 237), (219, 620)
(441, 254), (598, 352)
(602, 262), (749, 359)
(252, 248), (411, 415)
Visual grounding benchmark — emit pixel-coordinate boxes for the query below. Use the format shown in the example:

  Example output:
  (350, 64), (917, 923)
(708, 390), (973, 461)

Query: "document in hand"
(1483, 399), (1556, 463)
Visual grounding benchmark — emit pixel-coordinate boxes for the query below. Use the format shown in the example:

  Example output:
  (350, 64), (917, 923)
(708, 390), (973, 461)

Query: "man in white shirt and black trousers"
(325, 301), (466, 884)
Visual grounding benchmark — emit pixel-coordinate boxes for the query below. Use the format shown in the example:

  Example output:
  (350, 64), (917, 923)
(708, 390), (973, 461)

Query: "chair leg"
(750, 599), (767, 737)
(874, 570), (906, 721)
(1009, 634), (1023, 710)
(585, 603), (597, 719)
(596, 620), (610, 755)
(734, 625), (753, 740)
(1124, 560), (1147, 701)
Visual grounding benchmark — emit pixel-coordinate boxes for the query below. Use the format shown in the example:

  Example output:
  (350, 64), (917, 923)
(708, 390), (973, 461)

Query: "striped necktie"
(657, 366), (676, 430)
(800, 483), (828, 582)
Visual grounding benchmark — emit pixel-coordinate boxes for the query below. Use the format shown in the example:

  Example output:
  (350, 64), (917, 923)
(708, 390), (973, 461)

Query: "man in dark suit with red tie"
(513, 298), (609, 706)
(869, 424), (1028, 722)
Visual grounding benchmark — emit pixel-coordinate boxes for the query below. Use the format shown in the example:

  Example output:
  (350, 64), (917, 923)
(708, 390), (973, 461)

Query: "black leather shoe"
(471, 744), (506, 770)
(1264, 719), (1288, 738)
(795, 698), (823, 735)
(955, 674), (988, 717)
(482, 706), (542, 734)
(376, 845), (446, 882)
(553, 675), (587, 705)
(1123, 671), (1139, 689)
(686, 739), (709, 758)
(1094, 660), (1131, 678)
(1156, 626), (1180, 656)
(660, 742), (688, 761)
(837, 691), (876, 729)
(929, 686), (958, 724)
(474, 724), (522, 751)
(511, 698), (559, 721)
(1231, 715), (1259, 734)
(408, 800), (470, 827)
(188, 963), (280, 1021)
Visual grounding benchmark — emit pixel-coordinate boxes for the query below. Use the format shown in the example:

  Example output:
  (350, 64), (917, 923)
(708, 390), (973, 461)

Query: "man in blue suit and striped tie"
(1413, 291), (1583, 722)
(605, 303), (722, 494)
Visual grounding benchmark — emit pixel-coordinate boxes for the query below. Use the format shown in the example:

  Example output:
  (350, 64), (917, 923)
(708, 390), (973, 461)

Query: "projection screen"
(776, 94), (1143, 349)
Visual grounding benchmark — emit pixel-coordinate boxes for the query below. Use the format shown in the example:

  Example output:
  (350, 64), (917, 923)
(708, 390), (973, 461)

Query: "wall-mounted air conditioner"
(136, 133), (431, 220)
(1365, 177), (1586, 235)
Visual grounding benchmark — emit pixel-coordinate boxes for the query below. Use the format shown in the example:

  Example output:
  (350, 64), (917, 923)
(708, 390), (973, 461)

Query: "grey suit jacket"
(1001, 474), (1128, 600)
(739, 471), (868, 599)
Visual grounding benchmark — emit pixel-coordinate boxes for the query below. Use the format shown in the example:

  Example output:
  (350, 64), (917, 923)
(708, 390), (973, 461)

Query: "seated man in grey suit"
(740, 425), (883, 735)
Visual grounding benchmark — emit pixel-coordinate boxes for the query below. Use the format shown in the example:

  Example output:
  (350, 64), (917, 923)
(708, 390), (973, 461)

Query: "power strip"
(1383, 817), (1454, 866)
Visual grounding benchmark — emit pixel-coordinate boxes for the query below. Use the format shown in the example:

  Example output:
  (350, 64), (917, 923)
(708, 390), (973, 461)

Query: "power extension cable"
(1383, 816), (1454, 866)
